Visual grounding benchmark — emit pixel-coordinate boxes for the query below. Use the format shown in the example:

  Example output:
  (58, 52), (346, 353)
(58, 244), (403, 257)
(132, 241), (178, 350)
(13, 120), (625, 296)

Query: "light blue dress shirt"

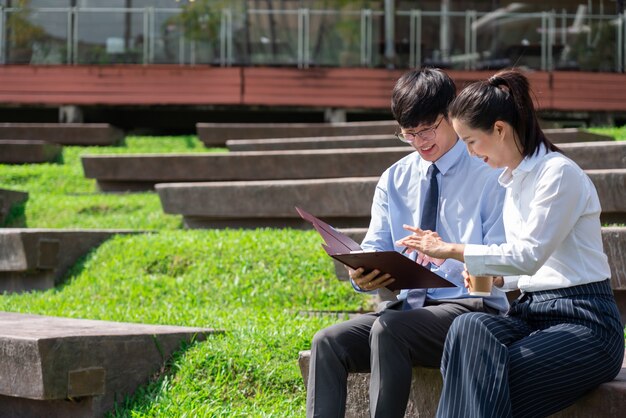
(360, 139), (509, 313)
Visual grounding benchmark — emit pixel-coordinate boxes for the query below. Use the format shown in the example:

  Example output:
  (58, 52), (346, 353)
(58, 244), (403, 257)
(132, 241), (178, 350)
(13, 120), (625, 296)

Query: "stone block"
(81, 142), (624, 192)
(156, 177), (377, 229)
(588, 169), (626, 223)
(226, 135), (401, 152)
(225, 131), (614, 152)
(0, 229), (137, 293)
(298, 350), (626, 418)
(156, 169), (626, 229)
(544, 128), (613, 143)
(197, 121), (397, 146)
(0, 140), (62, 164)
(0, 189), (28, 226)
(81, 148), (412, 192)
(559, 141), (626, 170)
(0, 312), (217, 417)
(0, 123), (124, 146)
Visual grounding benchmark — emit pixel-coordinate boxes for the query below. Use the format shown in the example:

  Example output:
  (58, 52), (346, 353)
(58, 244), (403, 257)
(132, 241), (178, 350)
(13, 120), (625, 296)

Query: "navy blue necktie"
(404, 164), (440, 310)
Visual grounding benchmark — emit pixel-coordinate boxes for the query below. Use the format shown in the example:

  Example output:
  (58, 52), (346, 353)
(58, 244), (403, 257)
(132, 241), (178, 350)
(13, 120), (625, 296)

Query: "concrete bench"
(227, 130), (614, 152)
(81, 148), (411, 192)
(0, 123), (124, 146)
(226, 134), (401, 152)
(0, 140), (62, 164)
(197, 121), (397, 146)
(0, 312), (217, 418)
(0, 188), (28, 226)
(297, 350), (626, 418)
(156, 169), (626, 229)
(0, 229), (137, 293)
(84, 141), (625, 193)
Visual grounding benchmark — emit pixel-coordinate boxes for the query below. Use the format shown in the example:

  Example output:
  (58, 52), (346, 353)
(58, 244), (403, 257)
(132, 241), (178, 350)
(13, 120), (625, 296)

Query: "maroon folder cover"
(295, 207), (455, 291)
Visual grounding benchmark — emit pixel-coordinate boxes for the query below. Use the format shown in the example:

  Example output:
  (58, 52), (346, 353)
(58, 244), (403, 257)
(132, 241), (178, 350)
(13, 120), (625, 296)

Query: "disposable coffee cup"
(468, 275), (493, 297)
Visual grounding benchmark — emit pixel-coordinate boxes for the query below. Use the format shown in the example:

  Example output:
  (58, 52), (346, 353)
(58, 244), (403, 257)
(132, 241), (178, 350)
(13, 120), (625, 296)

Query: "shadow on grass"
(2, 201), (28, 227)
(105, 334), (221, 417)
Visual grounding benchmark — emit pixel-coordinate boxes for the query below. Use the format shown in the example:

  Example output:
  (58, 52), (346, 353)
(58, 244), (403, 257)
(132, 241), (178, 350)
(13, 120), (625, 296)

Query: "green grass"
(0, 135), (366, 416)
(0, 231), (364, 417)
(588, 125), (626, 141)
(0, 136), (223, 229)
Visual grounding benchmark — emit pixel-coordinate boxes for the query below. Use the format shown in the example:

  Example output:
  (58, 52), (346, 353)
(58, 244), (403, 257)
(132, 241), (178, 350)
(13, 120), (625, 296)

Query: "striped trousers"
(436, 279), (624, 418)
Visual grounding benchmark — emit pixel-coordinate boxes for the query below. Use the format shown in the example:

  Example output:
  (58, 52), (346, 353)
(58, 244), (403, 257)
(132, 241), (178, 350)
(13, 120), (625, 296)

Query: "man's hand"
(416, 251), (445, 267)
(348, 267), (395, 291)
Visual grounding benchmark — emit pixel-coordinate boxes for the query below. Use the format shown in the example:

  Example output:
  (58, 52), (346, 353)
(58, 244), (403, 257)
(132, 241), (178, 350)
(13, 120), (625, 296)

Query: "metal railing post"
(361, 9), (373, 67)
(72, 7), (78, 64)
(220, 8), (226, 66)
(548, 11), (555, 71)
(142, 7), (148, 64)
(297, 8), (309, 68)
(0, 6), (5, 65)
(409, 9), (421, 69)
(541, 11), (547, 71)
(465, 10), (477, 70)
(149, 7), (155, 64)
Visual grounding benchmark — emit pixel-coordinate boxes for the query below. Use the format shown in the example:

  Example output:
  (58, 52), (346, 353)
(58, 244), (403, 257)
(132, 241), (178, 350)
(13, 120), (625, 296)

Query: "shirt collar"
(419, 138), (463, 176)
(498, 143), (549, 187)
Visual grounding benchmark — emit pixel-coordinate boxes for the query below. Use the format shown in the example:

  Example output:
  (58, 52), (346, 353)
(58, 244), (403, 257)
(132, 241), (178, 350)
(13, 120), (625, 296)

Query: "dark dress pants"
(306, 298), (490, 418)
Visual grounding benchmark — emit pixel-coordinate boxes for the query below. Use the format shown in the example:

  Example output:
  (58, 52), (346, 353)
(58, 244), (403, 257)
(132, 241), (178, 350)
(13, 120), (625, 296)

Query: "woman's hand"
(348, 267), (395, 291)
(396, 225), (465, 261)
(461, 268), (504, 288)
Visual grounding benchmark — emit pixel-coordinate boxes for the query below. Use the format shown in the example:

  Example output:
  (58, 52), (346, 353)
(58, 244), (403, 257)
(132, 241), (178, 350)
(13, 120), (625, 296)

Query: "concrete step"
(82, 142), (626, 192)
(226, 134), (401, 151)
(223, 128), (612, 150)
(0, 188), (28, 226)
(197, 120), (397, 146)
(81, 148), (411, 192)
(0, 139), (62, 164)
(0, 229), (138, 293)
(156, 169), (626, 229)
(297, 349), (626, 418)
(0, 123), (124, 146)
(0, 312), (217, 418)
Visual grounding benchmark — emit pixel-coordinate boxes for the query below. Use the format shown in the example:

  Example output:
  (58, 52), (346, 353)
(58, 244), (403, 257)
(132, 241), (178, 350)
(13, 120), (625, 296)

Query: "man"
(306, 68), (509, 418)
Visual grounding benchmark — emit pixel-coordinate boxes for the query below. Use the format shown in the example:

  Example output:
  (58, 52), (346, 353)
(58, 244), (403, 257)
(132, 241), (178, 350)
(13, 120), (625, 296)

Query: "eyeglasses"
(395, 117), (444, 143)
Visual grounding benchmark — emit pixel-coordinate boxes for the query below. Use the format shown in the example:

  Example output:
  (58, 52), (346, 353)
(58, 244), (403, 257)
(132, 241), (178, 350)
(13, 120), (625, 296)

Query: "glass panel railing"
(243, 9), (299, 66)
(75, 8), (146, 65)
(3, 7), (69, 65)
(151, 9), (182, 64)
(0, 6), (623, 72)
(553, 13), (621, 72)
(471, 12), (546, 71)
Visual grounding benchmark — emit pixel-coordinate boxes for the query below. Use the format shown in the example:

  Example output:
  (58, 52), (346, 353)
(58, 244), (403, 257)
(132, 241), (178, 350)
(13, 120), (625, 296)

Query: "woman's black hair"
(391, 68), (456, 128)
(448, 69), (559, 157)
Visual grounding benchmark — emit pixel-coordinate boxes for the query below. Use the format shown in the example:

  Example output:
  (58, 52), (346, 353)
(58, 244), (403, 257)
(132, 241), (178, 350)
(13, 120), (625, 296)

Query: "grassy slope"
(0, 128), (623, 416)
(0, 135), (366, 416)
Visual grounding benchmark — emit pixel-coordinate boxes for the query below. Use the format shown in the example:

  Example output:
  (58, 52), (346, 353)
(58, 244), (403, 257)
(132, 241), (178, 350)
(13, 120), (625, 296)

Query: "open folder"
(296, 207), (455, 291)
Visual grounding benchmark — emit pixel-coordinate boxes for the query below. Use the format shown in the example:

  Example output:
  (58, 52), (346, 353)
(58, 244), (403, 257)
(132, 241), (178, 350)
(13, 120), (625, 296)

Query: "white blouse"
(464, 144), (611, 292)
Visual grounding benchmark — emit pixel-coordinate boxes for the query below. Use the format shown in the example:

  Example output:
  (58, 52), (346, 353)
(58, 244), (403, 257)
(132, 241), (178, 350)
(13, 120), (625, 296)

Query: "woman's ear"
(493, 120), (507, 141)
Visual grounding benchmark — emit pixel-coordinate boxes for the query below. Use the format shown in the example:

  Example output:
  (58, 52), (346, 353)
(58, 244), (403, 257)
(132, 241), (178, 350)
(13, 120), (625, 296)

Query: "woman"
(396, 70), (624, 418)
